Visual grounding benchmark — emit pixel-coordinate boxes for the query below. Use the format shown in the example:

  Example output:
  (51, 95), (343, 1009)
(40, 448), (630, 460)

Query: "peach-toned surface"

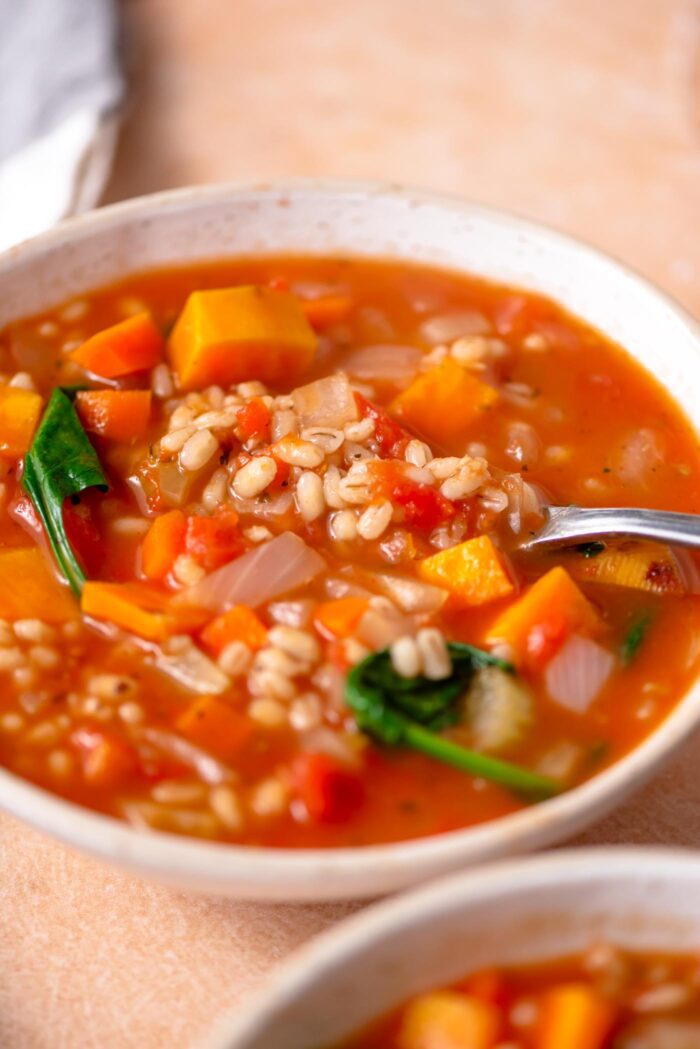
(3, 1), (700, 1046)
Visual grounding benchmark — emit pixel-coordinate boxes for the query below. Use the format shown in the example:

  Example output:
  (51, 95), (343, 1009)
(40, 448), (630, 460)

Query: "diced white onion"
(614, 428), (665, 486)
(177, 532), (325, 613)
(154, 640), (230, 694)
(419, 309), (490, 345)
(356, 607), (414, 650)
(343, 344), (422, 383)
(138, 728), (232, 784)
(267, 599), (315, 627)
(300, 727), (359, 765)
(372, 574), (448, 613)
(545, 635), (615, 714)
(158, 461), (195, 507)
(292, 374), (358, 428)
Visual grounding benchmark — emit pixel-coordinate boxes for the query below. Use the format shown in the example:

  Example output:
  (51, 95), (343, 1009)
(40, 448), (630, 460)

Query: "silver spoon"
(519, 505), (700, 554)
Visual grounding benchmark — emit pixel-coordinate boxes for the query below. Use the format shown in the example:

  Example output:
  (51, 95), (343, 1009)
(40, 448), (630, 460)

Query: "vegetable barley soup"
(0, 257), (699, 845)
(339, 944), (700, 1048)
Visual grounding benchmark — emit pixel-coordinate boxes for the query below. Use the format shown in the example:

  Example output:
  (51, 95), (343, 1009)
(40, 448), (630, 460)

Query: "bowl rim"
(202, 845), (700, 1048)
(1, 178), (700, 898)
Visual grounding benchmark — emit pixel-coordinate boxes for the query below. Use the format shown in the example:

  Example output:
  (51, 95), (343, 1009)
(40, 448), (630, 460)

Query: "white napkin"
(0, 0), (124, 251)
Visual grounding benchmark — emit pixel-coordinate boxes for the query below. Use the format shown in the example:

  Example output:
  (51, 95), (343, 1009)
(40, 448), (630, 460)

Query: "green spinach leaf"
(621, 613), (652, 665)
(23, 388), (108, 596)
(345, 642), (559, 800)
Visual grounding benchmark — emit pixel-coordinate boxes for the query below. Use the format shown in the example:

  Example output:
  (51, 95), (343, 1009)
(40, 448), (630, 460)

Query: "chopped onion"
(545, 635), (615, 714)
(300, 727), (359, 765)
(419, 309), (490, 345)
(137, 727), (233, 785)
(231, 490), (294, 518)
(505, 421), (540, 466)
(614, 428), (665, 487)
(158, 461), (195, 508)
(343, 344), (422, 383)
(177, 532), (326, 612)
(467, 666), (533, 753)
(292, 374), (358, 428)
(267, 599), (315, 627)
(154, 639), (230, 694)
(356, 607), (414, 649)
(325, 577), (373, 600)
(290, 280), (342, 300)
(372, 573), (448, 613)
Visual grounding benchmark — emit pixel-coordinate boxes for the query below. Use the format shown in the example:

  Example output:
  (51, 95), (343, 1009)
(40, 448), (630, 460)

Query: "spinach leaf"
(345, 642), (559, 800)
(577, 541), (605, 559)
(23, 388), (108, 596)
(621, 613), (652, 665)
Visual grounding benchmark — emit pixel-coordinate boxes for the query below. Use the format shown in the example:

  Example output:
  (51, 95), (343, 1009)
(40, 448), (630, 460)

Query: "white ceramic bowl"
(1, 181), (699, 899)
(205, 847), (700, 1048)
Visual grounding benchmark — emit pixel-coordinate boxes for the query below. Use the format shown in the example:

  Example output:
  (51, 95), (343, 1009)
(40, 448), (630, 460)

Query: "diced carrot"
(0, 386), (43, 457)
(63, 496), (106, 577)
(535, 983), (616, 1049)
(175, 695), (253, 760)
(71, 312), (164, 378)
(236, 397), (271, 441)
(314, 597), (370, 639)
(200, 604), (268, 654)
(567, 540), (685, 595)
(486, 566), (601, 668)
(397, 991), (500, 1049)
(167, 286), (317, 391)
(0, 547), (78, 622)
(185, 509), (244, 571)
(418, 535), (514, 608)
(293, 753), (365, 823)
(75, 390), (152, 442)
(390, 357), (498, 447)
(72, 727), (137, 789)
(301, 294), (353, 331)
(81, 581), (198, 641)
(141, 510), (186, 580)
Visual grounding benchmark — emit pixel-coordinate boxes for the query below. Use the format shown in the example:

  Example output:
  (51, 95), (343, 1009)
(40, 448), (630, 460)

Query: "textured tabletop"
(3, 1), (700, 1045)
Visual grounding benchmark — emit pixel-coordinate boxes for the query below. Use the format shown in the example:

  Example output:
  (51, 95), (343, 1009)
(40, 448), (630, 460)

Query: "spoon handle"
(521, 505), (700, 553)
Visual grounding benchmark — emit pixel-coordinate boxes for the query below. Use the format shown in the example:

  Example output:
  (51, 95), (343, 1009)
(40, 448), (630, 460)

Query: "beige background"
(3, 1), (700, 1046)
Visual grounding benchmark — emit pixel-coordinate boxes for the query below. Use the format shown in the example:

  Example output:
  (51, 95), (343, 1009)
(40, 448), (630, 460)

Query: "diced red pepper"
(63, 494), (105, 577)
(464, 969), (513, 1012)
(293, 752), (365, 824)
(185, 508), (244, 571)
(525, 613), (570, 672)
(236, 397), (271, 442)
(354, 392), (412, 459)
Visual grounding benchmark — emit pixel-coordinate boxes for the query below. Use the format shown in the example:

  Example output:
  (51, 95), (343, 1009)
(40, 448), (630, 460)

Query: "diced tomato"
(267, 275), (290, 292)
(392, 479), (456, 532)
(525, 613), (570, 672)
(185, 508), (244, 571)
(354, 392), (412, 458)
(293, 752), (365, 823)
(71, 727), (137, 789)
(236, 397), (271, 442)
(63, 495), (105, 576)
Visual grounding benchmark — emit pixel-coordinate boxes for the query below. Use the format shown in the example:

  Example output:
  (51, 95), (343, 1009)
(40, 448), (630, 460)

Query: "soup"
(0, 257), (698, 846)
(341, 943), (700, 1048)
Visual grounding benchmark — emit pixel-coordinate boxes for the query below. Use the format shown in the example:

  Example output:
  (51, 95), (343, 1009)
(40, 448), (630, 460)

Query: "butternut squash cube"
(390, 357), (498, 447)
(0, 386), (43, 457)
(0, 547), (77, 622)
(418, 534), (514, 607)
(167, 286), (317, 391)
(487, 565), (601, 662)
(397, 991), (499, 1049)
